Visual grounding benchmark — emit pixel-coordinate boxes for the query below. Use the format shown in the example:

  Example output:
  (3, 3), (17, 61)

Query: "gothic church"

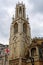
(9, 2), (43, 65)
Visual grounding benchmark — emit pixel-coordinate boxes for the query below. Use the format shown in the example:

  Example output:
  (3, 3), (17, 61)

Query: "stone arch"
(14, 22), (18, 34)
(31, 48), (36, 56)
(23, 23), (27, 33)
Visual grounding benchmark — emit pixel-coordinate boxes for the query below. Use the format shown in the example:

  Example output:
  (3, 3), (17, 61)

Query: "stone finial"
(12, 15), (14, 20)
(27, 15), (29, 20)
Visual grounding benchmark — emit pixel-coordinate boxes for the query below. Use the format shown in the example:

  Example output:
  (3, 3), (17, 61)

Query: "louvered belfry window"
(14, 23), (18, 34)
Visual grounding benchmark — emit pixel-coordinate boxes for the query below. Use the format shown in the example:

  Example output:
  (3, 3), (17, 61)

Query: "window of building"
(31, 48), (36, 56)
(39, 47), (43, 59)
(41, 42), (43, 45)
(23, 8), (24, 17)
(14, 23), (18, 34)
(23, 23), (27, 33)
(17, 8), (18, 17)
(19, 6), (22, 14)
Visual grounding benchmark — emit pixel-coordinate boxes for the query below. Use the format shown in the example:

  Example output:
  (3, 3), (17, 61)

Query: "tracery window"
(23, 23), (27, 33)
(19, 6), (22, 14)
(14, 23), (18, 34)
(23, 8), (24, 17)
(17, 8), (18, 17)
(39, 47), (43, 59)
(31, 48), (36, 56)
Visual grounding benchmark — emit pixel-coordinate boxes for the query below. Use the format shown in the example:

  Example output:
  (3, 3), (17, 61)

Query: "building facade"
(29, 38), (43, 65)
(8, 2), (43, 65)
(0, 44), (8, 65)
(9, 2), (31, 65)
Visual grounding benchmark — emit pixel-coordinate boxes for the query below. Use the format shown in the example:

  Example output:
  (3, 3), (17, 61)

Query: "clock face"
(14, 36), (17, 41)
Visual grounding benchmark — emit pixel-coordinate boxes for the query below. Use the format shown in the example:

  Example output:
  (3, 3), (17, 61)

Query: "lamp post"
(29, 57), (34, 65)
(30, 57), (34, 65)
(26, 56), (34, 65)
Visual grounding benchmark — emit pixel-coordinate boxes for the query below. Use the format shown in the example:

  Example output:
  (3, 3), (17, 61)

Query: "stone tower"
(9, 2), (31, 65)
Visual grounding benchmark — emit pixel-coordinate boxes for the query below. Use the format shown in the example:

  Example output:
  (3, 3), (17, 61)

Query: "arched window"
(23, 23), (27, 33)
(23, 8), (24, 17)
(14, 23), (18, 34)
(19, 6), (22, 14)
(31, 48), (36, 56)
(39, 47), (43, 59)
(17, 8), (18, 17)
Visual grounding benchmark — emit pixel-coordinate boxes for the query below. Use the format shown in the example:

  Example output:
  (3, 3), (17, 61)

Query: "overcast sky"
(0, 0), (43, 44)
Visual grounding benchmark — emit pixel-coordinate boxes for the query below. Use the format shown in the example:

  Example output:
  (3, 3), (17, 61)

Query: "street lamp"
(26, 56), (34, 65)
(29, 57), (34, 65)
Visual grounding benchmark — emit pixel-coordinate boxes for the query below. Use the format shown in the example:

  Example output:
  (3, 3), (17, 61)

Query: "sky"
(0, 0), (43, 44)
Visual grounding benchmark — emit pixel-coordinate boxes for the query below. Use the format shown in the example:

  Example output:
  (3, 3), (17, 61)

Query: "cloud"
(30, 13), (43, 37)
(29, 0), (43, 14)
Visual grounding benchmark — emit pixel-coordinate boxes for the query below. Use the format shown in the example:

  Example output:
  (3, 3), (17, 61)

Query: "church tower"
(9, 2), (31, 65)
